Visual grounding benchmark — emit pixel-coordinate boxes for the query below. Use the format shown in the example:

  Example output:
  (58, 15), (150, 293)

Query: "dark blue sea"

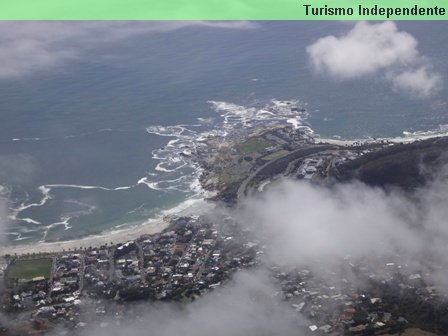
(0, 21), (447, 244)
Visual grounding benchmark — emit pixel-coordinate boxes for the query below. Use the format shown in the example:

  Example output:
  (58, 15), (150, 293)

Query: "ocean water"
(0, 21), (447, 244)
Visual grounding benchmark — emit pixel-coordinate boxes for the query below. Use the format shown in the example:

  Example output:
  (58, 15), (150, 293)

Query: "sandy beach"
(0, 199), (214, 256)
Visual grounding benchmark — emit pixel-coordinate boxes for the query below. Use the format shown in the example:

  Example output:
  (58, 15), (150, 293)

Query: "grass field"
(7, 258), (53, 280)
(238, 138), (271, 154)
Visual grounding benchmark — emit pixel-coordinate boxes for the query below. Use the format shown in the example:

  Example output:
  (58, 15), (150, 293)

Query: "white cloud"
(306, 21), (442, 98)
(391, 66), (442, 98)
(78, 270), (305, 336)
(242, 181), (421, 264)
(240, 169), (448, 290)
(0, 21), (258, 79)
(56, 164), (448, 335)
(0, 154), (39, 184)
(307, 21), (417, 78)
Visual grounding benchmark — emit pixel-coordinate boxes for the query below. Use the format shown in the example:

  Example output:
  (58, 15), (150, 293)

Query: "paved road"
(136, 242), (146, 284)
(237, 145), (335, 200)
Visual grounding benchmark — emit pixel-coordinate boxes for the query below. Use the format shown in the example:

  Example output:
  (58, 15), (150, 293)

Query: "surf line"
(44, 184), (136, 191)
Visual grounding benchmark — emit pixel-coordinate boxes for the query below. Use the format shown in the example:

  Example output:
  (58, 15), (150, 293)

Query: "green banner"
(0, 0), (447, 20)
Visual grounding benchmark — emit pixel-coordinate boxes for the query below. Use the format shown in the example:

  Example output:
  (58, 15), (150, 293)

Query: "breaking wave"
(6, 99), (309, 243)
(143, 99), (310, 197)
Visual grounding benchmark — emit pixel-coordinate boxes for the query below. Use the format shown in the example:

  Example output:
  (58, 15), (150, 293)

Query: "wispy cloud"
(78, 270), (304, 336)
(306, 21), (442, 98)
(0, 154), (39, 184)
(390, 66), (442, 99)
(240, 165), (448, 291)
(0, 21), (258, 79)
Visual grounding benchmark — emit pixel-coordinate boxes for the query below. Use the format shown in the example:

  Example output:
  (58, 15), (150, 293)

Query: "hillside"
(332, 137), (448, 190)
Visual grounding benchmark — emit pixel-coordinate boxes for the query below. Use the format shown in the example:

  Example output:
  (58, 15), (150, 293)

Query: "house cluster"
(1, 254), (86, 332)
(36, 254), (84, 330)
(6, 275), (49, 312)
(83, 215), (260, 317)
(51, 254), (83, 299)
(3, 211), (444, 336)
(0, 215), (262, 334)
(83, 246), (111, 296)
(114, 241), (142, 284)
(140, 215), (258, 301)
(273, 254), (444, 335)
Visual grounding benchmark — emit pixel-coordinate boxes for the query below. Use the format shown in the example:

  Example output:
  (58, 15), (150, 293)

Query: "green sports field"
(238, 138), (271, 154)
(7, 258), (53, 280)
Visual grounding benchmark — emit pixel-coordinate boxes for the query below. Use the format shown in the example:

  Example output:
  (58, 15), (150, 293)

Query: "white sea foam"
(208, 99), (308, 134)
(286, 118), (301, 129)
(10, 232), (33, 241)
(9, 99), (309, 243)
(41, 216), (72, 242)
(10, 128), (119, 144)
(11, 137), (43, 142)
(138, 177), (164, 191)
(128, 204), (145, 214)
(145, 125), (187, 137)
(145, 121), (206, 197)
(155, 160), (187, 173)
(14, 185), (51, 214)
(45, 183), (135, 191)
(10, 183), (116, 237)
(144, 99), (310, 204)
(64, 199), (97, 218)
(197, 117), (215, 125)
(19, 218), (41, 225)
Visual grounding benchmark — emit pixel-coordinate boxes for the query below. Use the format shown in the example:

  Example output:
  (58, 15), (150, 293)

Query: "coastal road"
(237, 145), (336, 200)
